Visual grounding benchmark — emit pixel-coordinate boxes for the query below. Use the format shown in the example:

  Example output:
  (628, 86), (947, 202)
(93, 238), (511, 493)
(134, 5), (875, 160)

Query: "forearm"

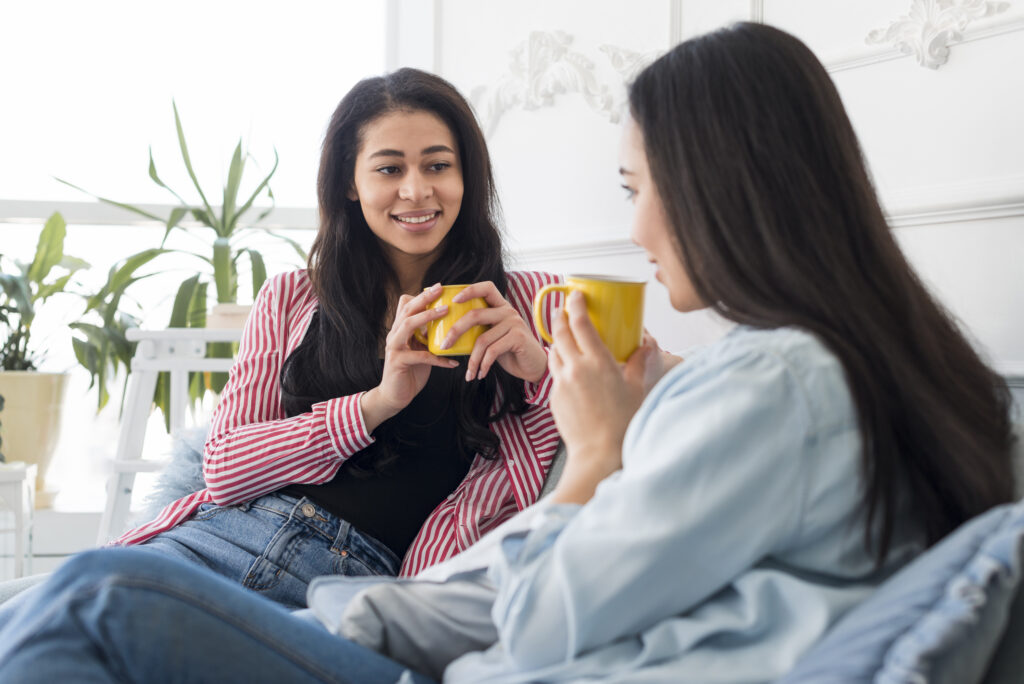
(359, 387), (400, 433)
(549, 446), (622, 505)
(204, 395), (373, 504)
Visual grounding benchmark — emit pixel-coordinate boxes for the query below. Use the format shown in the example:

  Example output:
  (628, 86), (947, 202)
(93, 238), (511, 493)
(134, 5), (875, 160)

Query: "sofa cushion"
(779, 499), (1024, 684)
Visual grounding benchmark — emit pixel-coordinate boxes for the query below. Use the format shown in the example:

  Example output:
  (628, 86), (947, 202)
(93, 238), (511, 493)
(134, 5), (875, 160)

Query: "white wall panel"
(392, 0), (1024, 373)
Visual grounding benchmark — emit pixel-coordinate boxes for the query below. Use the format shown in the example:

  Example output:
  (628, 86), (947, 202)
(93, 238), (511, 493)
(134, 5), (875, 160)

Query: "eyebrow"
(369, 145), (457, 159)
(619, 166), (634, 175)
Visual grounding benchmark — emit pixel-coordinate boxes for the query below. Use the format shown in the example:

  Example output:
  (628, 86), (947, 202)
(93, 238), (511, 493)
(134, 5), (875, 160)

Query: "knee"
(51, 547), (172, 590)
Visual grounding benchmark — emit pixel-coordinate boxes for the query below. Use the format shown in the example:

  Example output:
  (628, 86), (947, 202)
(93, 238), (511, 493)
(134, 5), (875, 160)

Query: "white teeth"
(395, 212), (437, 224)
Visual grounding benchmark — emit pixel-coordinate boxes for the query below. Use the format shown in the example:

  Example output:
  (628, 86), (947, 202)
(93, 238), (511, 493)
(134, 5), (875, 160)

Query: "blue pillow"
(134, 424), (210, 523)
(779, 499), (1024, 684)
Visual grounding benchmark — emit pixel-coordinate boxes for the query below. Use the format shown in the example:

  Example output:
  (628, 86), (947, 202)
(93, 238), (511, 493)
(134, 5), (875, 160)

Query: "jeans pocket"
(191, 501), (236, 522)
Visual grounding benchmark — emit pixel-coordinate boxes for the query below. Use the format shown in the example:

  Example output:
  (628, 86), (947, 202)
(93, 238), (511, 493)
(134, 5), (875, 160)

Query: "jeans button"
(301, 503), (316, 518)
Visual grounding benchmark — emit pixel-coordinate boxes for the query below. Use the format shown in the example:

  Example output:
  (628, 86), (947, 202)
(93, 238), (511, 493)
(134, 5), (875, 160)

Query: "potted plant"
(59, 102), (306, 423)
(0, 212), (88, 505)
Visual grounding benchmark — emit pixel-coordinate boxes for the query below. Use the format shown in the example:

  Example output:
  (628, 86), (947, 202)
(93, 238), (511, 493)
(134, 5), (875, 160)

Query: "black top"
(285, 360), (471, 558)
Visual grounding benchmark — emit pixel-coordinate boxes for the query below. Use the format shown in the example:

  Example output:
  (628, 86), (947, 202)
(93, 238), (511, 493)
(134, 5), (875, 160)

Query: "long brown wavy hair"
(629, 23), (1016, 563)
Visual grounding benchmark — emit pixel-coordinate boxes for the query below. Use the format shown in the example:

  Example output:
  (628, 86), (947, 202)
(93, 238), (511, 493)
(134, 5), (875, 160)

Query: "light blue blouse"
(444, 325), (924, 683)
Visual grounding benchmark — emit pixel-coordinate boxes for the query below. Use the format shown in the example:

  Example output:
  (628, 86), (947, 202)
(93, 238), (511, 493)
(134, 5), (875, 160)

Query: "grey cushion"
(780, 499), (1024, 684)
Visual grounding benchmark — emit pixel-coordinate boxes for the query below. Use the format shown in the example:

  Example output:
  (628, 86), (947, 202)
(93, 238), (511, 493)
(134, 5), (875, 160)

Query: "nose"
(399, 170), (433, 202)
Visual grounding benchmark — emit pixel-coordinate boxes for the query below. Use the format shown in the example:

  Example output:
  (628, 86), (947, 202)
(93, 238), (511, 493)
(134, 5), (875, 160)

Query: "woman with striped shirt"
(108, 68), (561, 608)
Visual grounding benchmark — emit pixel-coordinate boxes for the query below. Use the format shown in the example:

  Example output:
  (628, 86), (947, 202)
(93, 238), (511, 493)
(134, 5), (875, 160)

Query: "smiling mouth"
(392, 211), (439, 225)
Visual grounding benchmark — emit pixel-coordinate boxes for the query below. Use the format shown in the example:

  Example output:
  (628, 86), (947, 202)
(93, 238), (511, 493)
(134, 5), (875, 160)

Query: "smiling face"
(349, 109), (464, 287)
(619, 116), (704, 313)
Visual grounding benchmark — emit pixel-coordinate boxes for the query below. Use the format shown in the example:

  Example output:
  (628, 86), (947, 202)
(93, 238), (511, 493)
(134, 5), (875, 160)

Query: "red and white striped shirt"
(113, 269), (563, 576)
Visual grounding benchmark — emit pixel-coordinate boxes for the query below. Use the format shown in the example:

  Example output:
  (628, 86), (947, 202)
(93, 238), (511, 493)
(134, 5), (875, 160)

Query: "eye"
(376, 165), (401, 176)
(428, 161), (452, 172)
(621, 184), (636, 201)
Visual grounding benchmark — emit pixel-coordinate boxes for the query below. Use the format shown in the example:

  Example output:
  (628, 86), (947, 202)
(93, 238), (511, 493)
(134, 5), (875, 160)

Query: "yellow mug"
(414, 284), (489, 356)
(533, 275), (646, 362)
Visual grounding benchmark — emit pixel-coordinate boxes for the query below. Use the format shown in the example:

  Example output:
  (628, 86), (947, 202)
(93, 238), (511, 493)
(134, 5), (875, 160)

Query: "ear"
(346, 186), (358, 202)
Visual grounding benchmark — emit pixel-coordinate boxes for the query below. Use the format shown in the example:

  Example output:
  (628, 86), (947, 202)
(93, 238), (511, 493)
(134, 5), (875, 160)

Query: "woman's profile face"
(620, 117), (703, 312)
(349, 109), (464, 272)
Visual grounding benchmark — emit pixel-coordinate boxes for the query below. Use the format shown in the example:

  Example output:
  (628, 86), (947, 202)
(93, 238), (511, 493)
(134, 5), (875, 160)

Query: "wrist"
(360, 387), (400, 433)
(550, 446), (621, 505)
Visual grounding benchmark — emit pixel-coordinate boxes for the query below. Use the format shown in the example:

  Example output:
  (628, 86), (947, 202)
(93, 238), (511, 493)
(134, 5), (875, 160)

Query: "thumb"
(623, 339), (654, 387)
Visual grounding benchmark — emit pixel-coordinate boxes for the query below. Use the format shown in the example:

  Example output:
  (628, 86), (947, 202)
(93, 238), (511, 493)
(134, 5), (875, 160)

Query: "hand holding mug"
(533, 274), (646, 362)
(548, 290), (654, 504)
(432, 281), (548, 384)
(361, 283), (460, 432)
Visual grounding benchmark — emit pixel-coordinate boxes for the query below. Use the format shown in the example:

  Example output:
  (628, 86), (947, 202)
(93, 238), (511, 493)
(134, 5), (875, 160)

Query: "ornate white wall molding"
(471, 31), (659, 137)
(511, 237), (643, 267)
(883, 174), (1024, 227)
(865, 0), (1011, 69)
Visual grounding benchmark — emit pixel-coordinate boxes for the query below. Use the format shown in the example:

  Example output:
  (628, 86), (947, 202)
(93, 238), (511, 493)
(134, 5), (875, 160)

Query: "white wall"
(391, 1), (1024, 395)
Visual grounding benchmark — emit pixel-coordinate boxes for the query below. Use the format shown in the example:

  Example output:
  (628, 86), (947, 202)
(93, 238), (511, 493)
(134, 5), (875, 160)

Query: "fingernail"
(440, 335), (453, 349)
(431, 282), (442, 290)
(436, 305), (448, 314)
(465, 369), (473, 382)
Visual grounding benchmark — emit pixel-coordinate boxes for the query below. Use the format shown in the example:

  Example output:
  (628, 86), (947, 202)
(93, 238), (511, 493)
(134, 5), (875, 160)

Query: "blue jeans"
(139, 490), (401, 609)
(0, 548), (436, 683)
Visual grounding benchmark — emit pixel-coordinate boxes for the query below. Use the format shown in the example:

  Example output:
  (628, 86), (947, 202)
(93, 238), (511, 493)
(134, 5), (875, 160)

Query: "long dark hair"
(280, 68), (525, 473)
(629, 23), (1015, 563)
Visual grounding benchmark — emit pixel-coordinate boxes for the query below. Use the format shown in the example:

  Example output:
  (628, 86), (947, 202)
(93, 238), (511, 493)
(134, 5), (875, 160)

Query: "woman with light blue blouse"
(0, 22), (1016, 684)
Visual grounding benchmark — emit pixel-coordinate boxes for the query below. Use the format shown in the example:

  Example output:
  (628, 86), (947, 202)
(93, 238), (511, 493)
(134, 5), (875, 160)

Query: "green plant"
(58, 101), (305, 314)
(58, 101), (306, 426)
(0, 212), (157, 412)
(71, 248), (164, 411)
(0, 212), (89, 371)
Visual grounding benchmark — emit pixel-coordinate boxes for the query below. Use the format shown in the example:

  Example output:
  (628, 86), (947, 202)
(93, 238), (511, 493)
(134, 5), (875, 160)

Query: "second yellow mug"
(533, 275), (646, 362)
(415, 284), (489, 356)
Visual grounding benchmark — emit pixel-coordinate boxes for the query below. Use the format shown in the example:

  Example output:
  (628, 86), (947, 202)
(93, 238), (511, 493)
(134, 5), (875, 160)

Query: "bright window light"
(0, 0), (387, 209)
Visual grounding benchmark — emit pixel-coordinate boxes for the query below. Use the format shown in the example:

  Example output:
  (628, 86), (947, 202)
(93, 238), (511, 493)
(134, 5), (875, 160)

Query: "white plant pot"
(0, 371), (69, 508)
(207, 303), (252, 330)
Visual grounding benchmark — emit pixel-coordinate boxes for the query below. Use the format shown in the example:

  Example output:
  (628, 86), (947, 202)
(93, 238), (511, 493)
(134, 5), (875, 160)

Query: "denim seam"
(106, 577), (342, 683)
(250, 502), (341, 544)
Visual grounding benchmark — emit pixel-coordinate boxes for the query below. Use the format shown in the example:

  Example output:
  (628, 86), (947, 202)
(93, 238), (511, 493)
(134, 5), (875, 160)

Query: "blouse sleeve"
(506, 271), (562, 407)
(488, 347), (818, 669)
(201, 275), (375, 505)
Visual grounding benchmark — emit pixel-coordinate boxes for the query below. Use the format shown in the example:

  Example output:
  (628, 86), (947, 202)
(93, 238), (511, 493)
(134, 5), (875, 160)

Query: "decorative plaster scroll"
(472, 31), (658, 137)
(597, 44), (660, 119)
(865, 0), (1010, 69)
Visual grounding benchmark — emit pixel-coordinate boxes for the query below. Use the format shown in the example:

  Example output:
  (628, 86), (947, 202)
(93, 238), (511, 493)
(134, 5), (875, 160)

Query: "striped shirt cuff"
(524, 348), (554, 406)
(315, 393), (375, 457)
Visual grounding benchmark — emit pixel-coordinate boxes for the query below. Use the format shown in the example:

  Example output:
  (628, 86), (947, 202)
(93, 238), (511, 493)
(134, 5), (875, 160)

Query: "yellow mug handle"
(533, 283), (571, 343)
(414, 328), (429, 346)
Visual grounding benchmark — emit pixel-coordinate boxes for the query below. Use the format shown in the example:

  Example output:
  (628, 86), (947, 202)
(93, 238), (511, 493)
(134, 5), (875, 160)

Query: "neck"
(387, 251), (440, 296)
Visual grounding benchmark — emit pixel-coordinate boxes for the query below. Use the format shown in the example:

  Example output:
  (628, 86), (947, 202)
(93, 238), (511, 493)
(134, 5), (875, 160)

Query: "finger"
(464, 319), (514, 380)
(640, 328), (661, 352)
(550, 307), (580, 359)
(451, 280), (504, 307)
(440, 305), (515, 350)
(548, 342), (564, 376)
(623, 338), (654, 387)
(393, 349), (460, 369)
(564, 290), (608, 358)
(476, 337), (510, 380)
(399, 283), (443, 318)
(390, 305), (450, 345)
(473, 324), (518, 380)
